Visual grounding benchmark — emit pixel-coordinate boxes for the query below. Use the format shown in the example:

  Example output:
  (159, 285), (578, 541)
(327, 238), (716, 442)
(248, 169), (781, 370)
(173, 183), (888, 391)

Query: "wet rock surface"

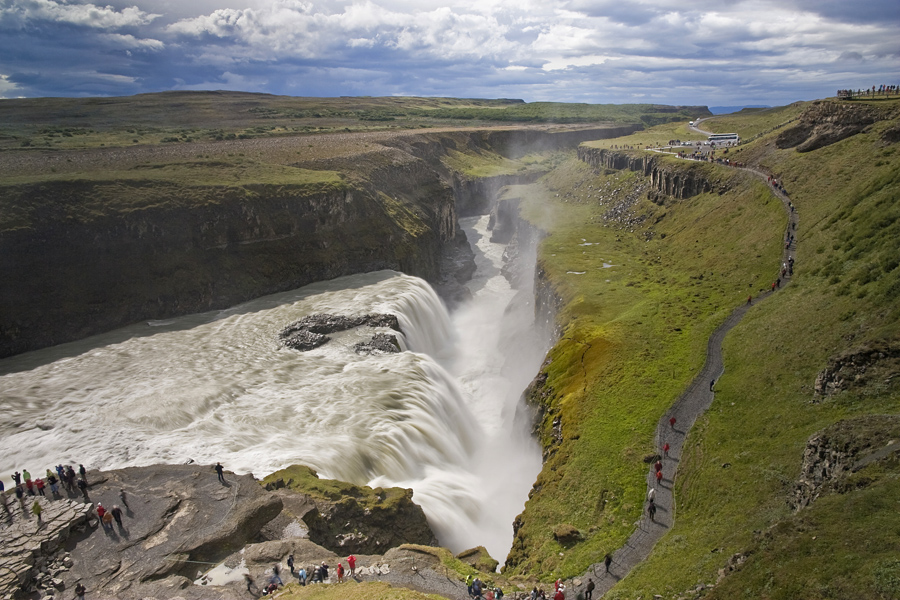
(279, 313), (402, 352)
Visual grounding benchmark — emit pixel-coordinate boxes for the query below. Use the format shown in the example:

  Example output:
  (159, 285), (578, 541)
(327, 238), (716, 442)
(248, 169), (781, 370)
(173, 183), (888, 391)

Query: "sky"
(0, 0), (898, 106)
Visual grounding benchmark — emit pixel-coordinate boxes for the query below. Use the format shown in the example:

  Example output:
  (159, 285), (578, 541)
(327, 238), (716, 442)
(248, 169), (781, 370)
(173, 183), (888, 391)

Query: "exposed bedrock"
(776, 101), (888, 152)
(577, 147), (721, 199)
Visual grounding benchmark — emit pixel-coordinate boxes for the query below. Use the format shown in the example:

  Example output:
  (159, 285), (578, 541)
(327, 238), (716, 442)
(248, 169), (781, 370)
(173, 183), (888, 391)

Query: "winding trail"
(578, 144), (799, 597)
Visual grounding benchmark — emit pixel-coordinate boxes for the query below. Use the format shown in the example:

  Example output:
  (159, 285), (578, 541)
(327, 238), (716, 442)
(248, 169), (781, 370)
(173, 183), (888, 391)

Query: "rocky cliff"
(576, 147), (719, 199)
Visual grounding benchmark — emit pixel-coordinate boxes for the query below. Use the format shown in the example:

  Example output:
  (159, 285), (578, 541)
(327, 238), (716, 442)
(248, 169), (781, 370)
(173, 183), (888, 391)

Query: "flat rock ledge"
(0, 497), (93, 598)
(279, 313), (402, 352)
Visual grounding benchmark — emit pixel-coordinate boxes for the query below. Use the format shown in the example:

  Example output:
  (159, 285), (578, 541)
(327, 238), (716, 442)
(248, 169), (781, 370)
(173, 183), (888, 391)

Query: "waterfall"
(0, 216), (547, 564)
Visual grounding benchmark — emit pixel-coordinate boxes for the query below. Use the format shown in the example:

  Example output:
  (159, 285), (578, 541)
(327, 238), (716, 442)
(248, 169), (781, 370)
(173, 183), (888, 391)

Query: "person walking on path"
(35, 477), (45, 496)
(214, 462), (226, 484)
(648, 487), (656, 502)
(347, 554), (356, 576)
(604, 553), (612, 573)
(119, 489), (129, 509)
(654, 460), (662, 474)
(297, 566), (307, 586)
(32, 499), (42, 525)
(648, 499), (657, 522)
(663, 442), (670, 457)
(336, 562), (344, 583)
(669, 416), (676, 430)
(74, 582), (86, 599)
(244, 573), (255, 595)
(272, 563), (283, 585)
(15, 484), (26, 511)
(79, 464), (87, 484)
(585, 579), (595, 600)
(287, 554), (294, 575)
(111, 505), (123, 528)
(102, 510), (113, 531)
(656, 469), (663, 485)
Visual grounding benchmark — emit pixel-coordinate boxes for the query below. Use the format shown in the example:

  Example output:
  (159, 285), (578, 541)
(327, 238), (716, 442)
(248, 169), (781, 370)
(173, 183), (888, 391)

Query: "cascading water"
(0, 214), (548, 563)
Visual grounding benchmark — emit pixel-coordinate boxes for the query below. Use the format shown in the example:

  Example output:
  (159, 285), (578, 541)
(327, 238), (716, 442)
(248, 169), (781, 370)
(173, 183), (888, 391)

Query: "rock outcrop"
(775, 101), (886, 152)
(278, 313), (401, 352)
(577, 147), (721, 200)
(812, 341), (900, 398)
(791, 415), (900, 510)
(262, 465), (438, 555)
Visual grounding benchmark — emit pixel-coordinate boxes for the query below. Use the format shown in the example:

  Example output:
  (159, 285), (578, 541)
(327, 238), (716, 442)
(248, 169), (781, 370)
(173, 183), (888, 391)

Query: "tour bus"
(708, 133), (740, 144)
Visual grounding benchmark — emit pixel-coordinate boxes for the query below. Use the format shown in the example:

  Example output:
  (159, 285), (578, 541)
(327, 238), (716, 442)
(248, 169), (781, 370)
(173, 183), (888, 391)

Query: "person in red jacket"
(336, 562), (344, 583)
(347, 554), (356, 576)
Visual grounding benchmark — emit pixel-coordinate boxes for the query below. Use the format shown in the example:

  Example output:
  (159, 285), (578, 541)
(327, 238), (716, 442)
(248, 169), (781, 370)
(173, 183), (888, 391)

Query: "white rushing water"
(0, 214), (547, 562)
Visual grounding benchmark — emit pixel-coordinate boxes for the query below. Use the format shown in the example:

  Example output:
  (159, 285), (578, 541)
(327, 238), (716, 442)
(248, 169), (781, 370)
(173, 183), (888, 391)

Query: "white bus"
(708, 133), (740, 144)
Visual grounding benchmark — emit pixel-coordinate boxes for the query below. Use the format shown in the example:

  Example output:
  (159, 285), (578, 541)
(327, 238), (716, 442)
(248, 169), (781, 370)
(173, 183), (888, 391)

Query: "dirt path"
(577, 159), (798, 598)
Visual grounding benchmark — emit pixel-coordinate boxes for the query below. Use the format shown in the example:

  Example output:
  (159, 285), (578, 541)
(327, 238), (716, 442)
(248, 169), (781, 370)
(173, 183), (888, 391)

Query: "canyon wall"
(0, 126), (637, 358)
(576, 146), (716, 199)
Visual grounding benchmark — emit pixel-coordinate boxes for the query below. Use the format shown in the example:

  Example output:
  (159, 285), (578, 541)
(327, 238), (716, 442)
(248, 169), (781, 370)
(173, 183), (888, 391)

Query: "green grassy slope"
(506, 98), (900, 598)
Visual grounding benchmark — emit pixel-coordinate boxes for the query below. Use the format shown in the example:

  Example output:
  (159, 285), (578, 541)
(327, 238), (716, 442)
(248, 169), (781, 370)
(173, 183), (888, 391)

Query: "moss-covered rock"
(261, 465), (437, 555)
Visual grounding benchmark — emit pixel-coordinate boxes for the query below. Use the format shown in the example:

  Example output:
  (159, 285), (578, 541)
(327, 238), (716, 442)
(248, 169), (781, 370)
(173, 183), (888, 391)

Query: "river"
(0, 215), (548, 563)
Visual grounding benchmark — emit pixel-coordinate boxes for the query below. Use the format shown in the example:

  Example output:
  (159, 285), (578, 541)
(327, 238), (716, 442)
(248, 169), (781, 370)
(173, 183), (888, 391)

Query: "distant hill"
(709, 105), (771, 114)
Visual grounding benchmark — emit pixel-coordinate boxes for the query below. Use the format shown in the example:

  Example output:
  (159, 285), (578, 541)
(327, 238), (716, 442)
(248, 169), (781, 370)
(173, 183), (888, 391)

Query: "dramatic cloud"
(0, 0), (897, 104)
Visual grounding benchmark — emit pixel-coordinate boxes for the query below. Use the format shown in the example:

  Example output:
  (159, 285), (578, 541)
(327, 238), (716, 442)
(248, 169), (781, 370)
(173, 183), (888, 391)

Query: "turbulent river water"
(0, 215), (549, 562)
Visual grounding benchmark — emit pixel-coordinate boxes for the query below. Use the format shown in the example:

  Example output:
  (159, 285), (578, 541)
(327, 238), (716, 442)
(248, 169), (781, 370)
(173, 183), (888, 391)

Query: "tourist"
(244, 573), (255, 594)
(663, 442), (670, 457)
(648, 487), (656, 502)
(32, 499), (43, 525)
(79, 464), (87, 484)
(74, 582), (86, 599)
(287, 553), (294, 574)
(669, 416), (676, 429)
(35, 477), (45, 497)
(47, 473), (59, 496)
(12, 471), (21, 486)
(347, 554), (356, 576)
(656, 470), (663, 485)
(119, 488), (129, 509)
(337, 561), (344, 583)
(77, 477), (89, 501)
(271, 563), (283, 586)
(214, 462), (226, 484)
(25, 477), (35, 496)
(297, 566), (307, 585)
(604, 553), (612, 572)
(102, 510), (113, 531)
(654, 460), (662, 474)
(15, 484), (26, 511)
(111, 505), (123, 528)
(648, 499), (657, 521)
(320, 561), (329, 582)
(585, 579), (595, 600)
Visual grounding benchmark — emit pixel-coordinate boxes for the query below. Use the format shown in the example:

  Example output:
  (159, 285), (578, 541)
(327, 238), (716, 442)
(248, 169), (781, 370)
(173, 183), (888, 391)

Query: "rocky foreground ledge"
(0, 463), (486, 600)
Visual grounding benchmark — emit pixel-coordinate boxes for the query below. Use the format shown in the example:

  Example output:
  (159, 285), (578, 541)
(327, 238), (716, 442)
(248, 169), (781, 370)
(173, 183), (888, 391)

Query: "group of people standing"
(1, 464), (97, 524)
